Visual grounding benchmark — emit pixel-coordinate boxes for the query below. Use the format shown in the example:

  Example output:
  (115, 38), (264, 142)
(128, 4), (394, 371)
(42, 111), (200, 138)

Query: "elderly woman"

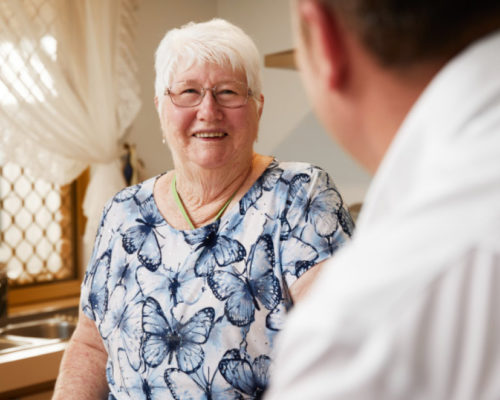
(53, 18), (353, 399)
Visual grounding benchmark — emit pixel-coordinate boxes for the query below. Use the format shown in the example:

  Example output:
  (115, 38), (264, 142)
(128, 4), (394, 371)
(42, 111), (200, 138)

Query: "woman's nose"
(196, 90), (223, 120)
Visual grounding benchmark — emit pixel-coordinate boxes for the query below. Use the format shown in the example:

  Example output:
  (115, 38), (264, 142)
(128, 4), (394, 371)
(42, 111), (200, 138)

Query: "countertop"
(0, 340), (67, 394)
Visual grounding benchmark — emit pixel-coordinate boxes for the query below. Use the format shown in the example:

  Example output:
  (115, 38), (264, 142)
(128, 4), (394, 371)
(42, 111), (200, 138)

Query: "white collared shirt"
(265, 30), (500, 400)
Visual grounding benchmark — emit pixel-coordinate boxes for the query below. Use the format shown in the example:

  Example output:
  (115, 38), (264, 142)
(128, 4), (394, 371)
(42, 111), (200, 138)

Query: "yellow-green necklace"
(171, 174), (239, 230)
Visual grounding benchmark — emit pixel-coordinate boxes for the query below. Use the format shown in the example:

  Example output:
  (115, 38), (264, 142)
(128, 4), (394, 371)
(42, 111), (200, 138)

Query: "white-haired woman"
(54, 19), (353, 399)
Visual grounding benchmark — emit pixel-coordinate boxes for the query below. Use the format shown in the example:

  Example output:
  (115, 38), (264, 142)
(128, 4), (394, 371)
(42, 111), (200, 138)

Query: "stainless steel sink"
(0, 313), (77, 354)
(0, 338), (27, 351)
(0, 318), (76, 340)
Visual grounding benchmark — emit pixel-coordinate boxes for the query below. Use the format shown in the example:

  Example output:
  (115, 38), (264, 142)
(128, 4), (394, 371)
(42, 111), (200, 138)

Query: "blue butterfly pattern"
(280, 235), (319, 277)
(165, 367), (243, 400)
(137, 264), (202, 309)
(284, 172), (343, 237)
(142, 297), (215, 372)
(114, 184), (141, 203)
(208, 234), (281, 326)
(85, 250), (111, 322)
(80, 160), (353, 399)
(219, 349), (270, 399)
(122, 196), (165, 271)
(184, 221), (246, 277)
(116, 349), (170, 399)
(239, 162), (284, 214)
(99, 285), (143, 370)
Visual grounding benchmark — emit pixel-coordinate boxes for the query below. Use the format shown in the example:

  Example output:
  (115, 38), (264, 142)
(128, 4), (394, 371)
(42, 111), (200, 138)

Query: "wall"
(128, 0), (371, 205)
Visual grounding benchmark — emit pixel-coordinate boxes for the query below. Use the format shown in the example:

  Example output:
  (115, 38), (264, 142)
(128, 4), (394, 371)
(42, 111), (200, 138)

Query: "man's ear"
(297, 0), (347, 90)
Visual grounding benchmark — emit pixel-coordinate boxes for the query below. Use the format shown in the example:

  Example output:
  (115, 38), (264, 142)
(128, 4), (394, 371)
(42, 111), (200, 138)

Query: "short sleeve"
(279, 167), (353, 288)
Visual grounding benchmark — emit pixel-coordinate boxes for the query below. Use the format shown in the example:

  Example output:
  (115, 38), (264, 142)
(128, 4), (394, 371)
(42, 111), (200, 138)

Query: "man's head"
(293, 0), (500, 171)
(305, 0), (500, 67)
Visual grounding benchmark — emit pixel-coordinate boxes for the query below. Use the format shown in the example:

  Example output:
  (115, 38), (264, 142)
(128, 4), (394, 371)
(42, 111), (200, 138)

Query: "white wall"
(128, 0), (371, 204)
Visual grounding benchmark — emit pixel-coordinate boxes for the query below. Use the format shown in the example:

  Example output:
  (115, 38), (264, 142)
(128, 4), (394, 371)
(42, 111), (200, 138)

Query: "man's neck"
(356, 58), (444, 173)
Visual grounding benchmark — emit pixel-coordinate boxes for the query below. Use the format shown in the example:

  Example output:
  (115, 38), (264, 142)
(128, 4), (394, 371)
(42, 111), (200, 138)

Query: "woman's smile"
(192, 131), (228, 139)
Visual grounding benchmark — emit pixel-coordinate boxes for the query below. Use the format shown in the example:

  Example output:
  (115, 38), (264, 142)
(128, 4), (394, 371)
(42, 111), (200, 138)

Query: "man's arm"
(52, 310), (108, 399)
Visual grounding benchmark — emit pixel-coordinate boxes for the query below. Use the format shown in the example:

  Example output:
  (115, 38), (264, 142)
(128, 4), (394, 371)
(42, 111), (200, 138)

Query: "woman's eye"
(181, 88), (200, 95)
(218, 89), (237, 96)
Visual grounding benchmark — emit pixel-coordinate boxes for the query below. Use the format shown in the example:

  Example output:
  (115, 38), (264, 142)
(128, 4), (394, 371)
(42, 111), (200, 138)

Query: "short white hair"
(154, 18), (262, 108)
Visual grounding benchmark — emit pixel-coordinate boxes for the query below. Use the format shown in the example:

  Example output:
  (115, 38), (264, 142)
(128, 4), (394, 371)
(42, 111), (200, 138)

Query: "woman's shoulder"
(274, 159), (331, 184)
(274, 159), (323, 172)
(110, 173), (164, 204)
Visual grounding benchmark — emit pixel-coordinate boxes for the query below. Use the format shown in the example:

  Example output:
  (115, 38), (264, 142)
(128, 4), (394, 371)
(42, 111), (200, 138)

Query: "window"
(0, 163), (77, 286)
(0, 0), (57, 107)
(0, 0), (86, 309)
(0, 164), (86, 309)
(0, 35), (57, 107)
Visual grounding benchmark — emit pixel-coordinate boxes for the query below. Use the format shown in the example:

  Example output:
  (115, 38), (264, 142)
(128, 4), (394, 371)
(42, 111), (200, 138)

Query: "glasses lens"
(169, 82), (203, 107)
(214, 82), (249, 108)
(168, 81), (251, 108)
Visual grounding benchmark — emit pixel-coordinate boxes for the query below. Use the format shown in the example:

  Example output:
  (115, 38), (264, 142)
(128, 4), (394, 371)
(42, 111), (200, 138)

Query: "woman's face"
(157, 61), (263, 171)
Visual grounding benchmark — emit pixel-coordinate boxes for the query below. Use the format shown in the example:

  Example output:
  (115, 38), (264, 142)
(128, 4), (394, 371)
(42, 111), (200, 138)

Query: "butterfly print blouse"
(81, 160), (354, 400)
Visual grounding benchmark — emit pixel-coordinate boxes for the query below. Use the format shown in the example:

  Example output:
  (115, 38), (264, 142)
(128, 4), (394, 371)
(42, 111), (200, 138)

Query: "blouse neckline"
(150, 157), (278, 234)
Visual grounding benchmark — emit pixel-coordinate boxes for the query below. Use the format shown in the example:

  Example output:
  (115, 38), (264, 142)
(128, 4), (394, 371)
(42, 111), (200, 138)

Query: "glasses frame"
(164, 81), (254, 109)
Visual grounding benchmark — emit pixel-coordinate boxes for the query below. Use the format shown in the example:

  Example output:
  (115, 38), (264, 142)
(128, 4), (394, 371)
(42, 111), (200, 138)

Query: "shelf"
(264, 49), (296, 70)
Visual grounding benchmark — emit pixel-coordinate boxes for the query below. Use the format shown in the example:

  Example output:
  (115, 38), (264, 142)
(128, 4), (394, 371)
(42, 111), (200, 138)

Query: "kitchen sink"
(0, 313), (77, 354)
(0, 318), (76, 340)
(0, 338), (27, 351)
(0, 335), (49, 354)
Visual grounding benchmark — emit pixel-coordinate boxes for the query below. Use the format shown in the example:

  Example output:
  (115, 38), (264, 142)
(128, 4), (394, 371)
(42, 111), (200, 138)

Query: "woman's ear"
(154, 96), (159, 111)
(296, 0), (348, 90)
(257, 93), (264, 119)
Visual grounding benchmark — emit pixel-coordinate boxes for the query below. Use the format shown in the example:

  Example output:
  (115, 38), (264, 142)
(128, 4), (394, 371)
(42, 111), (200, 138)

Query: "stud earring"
(162, 137), (166, 144)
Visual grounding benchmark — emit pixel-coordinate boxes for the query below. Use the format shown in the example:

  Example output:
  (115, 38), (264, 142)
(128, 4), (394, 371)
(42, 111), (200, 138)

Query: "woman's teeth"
(194, 132), (226, 138)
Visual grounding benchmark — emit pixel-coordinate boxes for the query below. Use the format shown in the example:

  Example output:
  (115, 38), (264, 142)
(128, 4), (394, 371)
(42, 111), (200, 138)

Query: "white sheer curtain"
(0, 0), (141, 261)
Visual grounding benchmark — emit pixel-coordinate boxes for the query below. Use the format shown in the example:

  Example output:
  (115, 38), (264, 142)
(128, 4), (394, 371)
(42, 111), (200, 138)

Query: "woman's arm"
(52, 311), (108, 400)
(289, 259), (328, 303)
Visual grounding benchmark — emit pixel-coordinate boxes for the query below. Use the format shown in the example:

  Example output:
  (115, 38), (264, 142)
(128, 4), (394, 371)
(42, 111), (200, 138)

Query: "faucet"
(0, 263), (7, 326)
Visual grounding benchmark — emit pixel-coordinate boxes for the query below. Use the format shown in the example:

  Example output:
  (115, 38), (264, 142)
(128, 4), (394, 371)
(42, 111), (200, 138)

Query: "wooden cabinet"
(264, 49), (296, 69)
(0, 342), (66, 399)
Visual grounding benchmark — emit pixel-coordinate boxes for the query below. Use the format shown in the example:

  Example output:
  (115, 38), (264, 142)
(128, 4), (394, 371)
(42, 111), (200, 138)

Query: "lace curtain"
(0, 0), (141, 260)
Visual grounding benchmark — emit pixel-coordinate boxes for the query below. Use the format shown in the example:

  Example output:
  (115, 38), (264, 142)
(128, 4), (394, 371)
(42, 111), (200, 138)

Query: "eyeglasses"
(164, 81), (253, 108)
